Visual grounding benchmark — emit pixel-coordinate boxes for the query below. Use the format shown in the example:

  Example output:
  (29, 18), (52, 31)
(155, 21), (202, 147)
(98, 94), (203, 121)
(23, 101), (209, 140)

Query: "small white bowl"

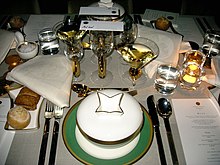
(16, 41), (39, 60)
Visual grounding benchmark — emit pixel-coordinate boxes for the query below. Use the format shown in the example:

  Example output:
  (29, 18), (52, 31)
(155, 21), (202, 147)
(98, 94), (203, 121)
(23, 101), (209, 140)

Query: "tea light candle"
(182, 64), (199, 84)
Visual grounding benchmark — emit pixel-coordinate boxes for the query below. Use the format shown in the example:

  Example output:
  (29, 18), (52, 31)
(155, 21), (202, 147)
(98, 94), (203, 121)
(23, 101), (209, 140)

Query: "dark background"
(0, 0), (219, 26)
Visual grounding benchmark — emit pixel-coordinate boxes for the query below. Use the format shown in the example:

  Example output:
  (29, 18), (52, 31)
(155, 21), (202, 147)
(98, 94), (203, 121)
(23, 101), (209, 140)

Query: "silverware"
(147, 95), (167, 165)
(134, 14), (144, 25)
(195, 17), (206, 34)
(38, 100), (54, 165)
(218, 93), (220, 106)
(72, 83), (129, 97)
(202, 17), (214, 31)
(48, 106), (64, 165)
(157, 98), (179, 165)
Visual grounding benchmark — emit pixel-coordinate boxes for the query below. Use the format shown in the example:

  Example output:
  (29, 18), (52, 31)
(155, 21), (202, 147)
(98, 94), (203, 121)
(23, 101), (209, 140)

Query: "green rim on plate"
(62, 100), (153, 165)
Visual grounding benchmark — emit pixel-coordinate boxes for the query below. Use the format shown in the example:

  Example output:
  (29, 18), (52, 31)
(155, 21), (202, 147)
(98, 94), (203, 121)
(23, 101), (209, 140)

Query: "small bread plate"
(62, 100), (153, 164)
(4, 87), (43, 131)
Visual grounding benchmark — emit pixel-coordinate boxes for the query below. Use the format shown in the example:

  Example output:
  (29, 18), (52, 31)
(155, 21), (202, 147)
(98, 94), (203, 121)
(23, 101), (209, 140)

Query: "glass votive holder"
(154, 64), (179, 95)
(179, 62), (203, 90)
(183, 50), (206, 67)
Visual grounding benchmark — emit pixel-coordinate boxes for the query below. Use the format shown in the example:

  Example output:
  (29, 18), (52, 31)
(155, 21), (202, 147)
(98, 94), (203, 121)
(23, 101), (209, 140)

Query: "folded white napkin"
(137, 24), (183, 78)
(202, 56), (220, 88)
(6, 55), (73, 108)
(0, 29), (15, 64)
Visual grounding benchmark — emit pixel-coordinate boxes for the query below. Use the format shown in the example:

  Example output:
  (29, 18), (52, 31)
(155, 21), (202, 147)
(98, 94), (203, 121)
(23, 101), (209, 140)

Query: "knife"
(147, 95), (167, 165)
(195, 17), (206, 34)
(134, 14), (144, 25)
(163, 118), (179, 165)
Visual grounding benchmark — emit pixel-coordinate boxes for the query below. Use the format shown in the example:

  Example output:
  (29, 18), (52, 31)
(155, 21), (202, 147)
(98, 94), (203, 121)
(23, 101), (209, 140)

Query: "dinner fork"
(48, 105), (64, 165)
(38, 100), (54, 165)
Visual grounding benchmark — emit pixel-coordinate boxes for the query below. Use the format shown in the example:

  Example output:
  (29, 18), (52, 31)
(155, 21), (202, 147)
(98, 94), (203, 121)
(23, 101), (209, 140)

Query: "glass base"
(121, 71), (147, 88)
(72, 71), (85, 82)
(90, 70), (113, 87)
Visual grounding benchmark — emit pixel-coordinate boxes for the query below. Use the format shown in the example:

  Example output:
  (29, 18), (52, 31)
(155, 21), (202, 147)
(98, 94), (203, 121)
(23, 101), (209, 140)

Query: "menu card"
(172, 98), (220, 165)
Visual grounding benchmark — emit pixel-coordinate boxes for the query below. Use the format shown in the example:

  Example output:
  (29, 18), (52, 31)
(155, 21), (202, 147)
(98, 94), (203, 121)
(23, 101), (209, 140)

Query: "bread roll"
(15, 87), (40, 110)
(7, 106), (31, 129)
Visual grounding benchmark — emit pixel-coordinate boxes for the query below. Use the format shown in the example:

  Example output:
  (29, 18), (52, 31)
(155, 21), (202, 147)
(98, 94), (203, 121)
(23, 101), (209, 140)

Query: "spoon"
(157, 98), (179, 165)
(71, 84), (130, 97)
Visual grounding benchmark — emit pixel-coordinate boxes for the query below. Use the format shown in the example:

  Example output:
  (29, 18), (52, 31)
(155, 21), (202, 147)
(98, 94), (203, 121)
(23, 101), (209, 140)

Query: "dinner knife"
(147, 95), (167, 165)
(134, 14), (144, 25)
(38, 119), (50, 165)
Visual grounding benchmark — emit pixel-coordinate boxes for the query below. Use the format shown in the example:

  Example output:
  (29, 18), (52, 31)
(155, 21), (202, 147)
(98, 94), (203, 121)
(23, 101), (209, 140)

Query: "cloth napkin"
(137, 24), (184, 78)
(6, 55), (73, 108)
(202, 56), (220, 88)
(0, 29), (15, 64)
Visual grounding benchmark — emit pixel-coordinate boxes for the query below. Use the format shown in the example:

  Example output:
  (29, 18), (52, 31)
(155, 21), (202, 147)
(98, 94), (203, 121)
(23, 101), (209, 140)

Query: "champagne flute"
(90, 31), (114, 86)
(117, 39), (159, 87)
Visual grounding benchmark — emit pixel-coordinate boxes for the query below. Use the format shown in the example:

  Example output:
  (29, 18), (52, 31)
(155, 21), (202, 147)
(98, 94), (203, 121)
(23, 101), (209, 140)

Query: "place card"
(172, 97), (220, 165)
(80, 20), (123, 31)
(79, 7), (119, 16)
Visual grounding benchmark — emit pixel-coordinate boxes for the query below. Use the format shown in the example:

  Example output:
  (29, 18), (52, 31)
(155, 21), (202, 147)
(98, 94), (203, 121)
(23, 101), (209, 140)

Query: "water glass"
(38, 28), (59, 55)
(154, 64), (179, 95)
(179, 62), (203, 90)
(202, 29), (220, 57)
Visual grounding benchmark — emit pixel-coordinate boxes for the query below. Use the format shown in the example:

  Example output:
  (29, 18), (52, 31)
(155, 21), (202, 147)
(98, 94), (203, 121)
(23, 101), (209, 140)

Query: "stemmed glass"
(53, 17), (87, 82)
(64, 40), (85, 82)
(117, 38), (159, 87)
(90, 31), (114, 86)
(116, 15), (138, 64)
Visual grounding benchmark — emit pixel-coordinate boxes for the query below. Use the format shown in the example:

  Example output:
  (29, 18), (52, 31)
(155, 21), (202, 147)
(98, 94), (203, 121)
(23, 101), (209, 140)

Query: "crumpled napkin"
(0, 29), (15, 64)
(202, 56), (220, 88)
(6, 55), (73, 108)
(137, 24), (188, 78)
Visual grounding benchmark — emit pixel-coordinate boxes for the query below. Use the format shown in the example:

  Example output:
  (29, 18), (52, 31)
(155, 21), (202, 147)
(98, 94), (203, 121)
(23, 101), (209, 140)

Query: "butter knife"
(147, 95), (167, 165)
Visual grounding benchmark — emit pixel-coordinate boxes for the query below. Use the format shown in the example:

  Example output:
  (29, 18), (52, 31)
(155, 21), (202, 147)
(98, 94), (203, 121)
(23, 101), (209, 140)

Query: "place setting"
(1, 1), (220, 165)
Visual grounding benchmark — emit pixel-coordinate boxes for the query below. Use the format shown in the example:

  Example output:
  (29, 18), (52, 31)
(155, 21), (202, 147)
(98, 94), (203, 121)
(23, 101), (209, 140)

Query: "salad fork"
(48, 105), (64, 165)
(38, 100), (54, 165)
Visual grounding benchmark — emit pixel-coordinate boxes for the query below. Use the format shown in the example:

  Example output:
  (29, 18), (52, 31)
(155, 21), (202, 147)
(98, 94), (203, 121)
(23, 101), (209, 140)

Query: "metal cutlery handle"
(147, 95), (167, 165)
(49, 119), (60, 165)
(38, 119), (50, 165)
(164, 118), (179, 165)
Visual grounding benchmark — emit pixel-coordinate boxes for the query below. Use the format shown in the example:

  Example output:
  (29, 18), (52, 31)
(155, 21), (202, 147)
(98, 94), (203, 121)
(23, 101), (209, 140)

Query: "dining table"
(0, 12), (220, 165)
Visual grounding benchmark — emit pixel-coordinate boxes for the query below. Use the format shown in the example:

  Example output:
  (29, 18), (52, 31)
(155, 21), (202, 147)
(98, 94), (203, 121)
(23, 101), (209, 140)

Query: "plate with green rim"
(62, 100), (154, 165)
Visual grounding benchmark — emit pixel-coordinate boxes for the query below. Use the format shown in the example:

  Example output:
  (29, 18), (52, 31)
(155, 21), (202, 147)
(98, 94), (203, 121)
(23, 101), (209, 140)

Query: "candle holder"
(179, 62), (203, 90)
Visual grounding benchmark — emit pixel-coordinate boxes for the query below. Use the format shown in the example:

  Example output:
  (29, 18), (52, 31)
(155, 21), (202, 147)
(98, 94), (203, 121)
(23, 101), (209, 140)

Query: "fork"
(38, 100), (54, 165)
(48, 105), (64, 165)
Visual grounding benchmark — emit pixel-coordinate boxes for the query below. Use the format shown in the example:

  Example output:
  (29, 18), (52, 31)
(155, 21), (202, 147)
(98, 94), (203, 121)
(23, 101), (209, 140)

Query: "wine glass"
(117, 38), (159, 87)
(90, 31), (114, 86)
(53, 16), (87, 51)
(115, 15), (138, 64)
(53, 17), (87, 82)
(64, 40), (85, 82)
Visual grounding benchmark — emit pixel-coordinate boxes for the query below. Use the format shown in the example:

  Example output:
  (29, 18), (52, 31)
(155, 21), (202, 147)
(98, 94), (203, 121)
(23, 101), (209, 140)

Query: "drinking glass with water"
(38, 28), (60, 55)
(154, 64), (179, 95)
